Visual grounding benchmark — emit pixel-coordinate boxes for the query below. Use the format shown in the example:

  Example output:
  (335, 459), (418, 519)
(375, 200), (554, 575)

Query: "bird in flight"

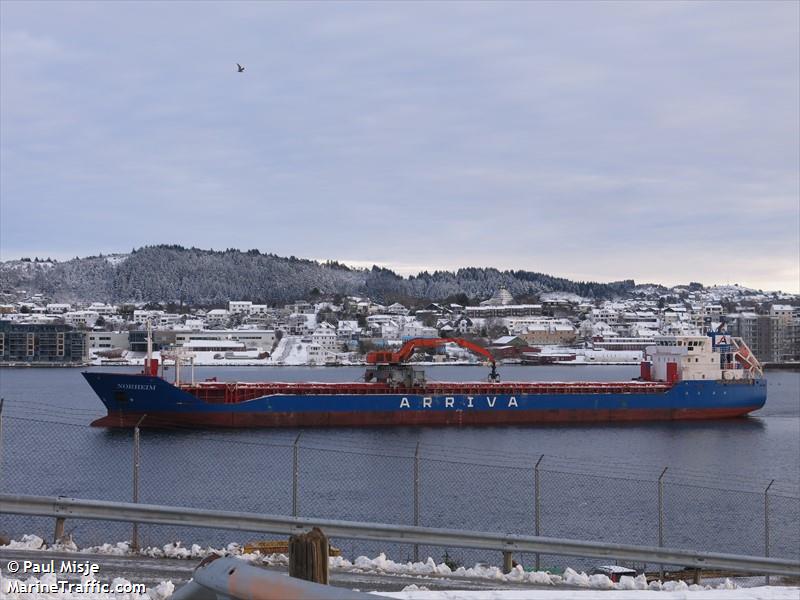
(237, 63), (245, 73)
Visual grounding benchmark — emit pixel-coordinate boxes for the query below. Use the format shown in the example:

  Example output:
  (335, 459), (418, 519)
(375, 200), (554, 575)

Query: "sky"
(1, 1), (798, 292)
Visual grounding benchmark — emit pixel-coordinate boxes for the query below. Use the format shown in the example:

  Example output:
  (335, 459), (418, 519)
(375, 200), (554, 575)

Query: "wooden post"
(502, 551), (514, 574)
(289, 527), (329, 584)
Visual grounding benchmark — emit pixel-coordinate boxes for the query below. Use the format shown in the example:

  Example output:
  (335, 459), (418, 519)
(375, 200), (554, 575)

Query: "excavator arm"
(365, 338), (500, 385)
(366, 337), (494, 364)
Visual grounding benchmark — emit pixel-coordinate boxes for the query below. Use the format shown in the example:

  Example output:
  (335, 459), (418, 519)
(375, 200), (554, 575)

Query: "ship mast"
(146, 319), (153, 375)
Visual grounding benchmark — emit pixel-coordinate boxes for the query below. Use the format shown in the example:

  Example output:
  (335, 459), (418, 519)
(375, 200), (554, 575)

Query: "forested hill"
(0, 245), (636, 305)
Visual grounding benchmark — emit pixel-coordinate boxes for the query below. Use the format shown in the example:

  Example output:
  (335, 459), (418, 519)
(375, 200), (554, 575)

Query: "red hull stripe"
(92, 406), (761, 428)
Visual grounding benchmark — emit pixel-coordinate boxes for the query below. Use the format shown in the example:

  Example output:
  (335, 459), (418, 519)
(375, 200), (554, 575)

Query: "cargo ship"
(84, 332), (766, 428)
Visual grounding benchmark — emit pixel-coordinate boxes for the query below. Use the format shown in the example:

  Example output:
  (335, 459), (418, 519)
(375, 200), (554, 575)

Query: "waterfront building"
(0, 320), (88, 365)
(311, 323), (340, 351)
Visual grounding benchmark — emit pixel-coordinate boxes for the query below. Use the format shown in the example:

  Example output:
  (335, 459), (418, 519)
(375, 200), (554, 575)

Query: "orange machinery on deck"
(365, 337), (495, 365)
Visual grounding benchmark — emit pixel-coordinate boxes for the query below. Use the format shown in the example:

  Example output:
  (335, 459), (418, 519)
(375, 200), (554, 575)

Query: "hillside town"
(1, 284), (798, 368)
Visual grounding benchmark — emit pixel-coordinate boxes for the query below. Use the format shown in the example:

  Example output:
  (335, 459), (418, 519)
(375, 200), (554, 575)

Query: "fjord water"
(1, 365), (798, 565)
(2, 365), (798, 481)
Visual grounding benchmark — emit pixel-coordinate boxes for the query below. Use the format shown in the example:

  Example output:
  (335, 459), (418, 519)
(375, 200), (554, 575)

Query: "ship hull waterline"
(90, 406), (762, 428)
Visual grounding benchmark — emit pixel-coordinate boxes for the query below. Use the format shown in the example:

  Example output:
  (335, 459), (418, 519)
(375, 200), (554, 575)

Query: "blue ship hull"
(83, 372), (767, 428)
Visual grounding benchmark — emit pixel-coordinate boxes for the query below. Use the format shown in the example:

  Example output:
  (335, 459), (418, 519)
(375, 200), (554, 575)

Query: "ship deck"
(179, 380), (674, 404)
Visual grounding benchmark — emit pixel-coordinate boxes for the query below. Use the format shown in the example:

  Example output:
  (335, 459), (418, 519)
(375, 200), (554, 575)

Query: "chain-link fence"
(1, 412), (799, 576)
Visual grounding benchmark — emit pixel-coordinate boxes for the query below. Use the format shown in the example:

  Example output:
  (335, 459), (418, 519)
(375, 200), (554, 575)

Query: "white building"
(46, 303), (71, 314)
(158, 313), (181, 327)
(63, 310), (100, 328)
(134, 310), (164, 324)
(174, 329), (275, 350)
(205, 309), (230, 326)
(88, 303), (118, 316)
(387, 302), (410, 316)
(88, 331), (130, 350)
(311, 323), (340, 351)
(228, 301), (253, 314)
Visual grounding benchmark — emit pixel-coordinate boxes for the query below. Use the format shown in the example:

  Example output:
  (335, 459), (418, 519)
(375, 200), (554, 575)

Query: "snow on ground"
(2, 572), (797, 600)
(381, 588), (800, 600)
(278, 338), (311, 365)
(3, 537), (797, 598)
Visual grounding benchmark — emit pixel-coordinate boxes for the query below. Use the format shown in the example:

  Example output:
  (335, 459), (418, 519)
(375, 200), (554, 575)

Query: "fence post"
(503, 550), (514, 574)
(413, 442), (421, 562)
(765, 479), (774, 585)
(534, 454), (544, 572)
(132, 415), (146, 551)
(658, 467), (668, 580)
(0, 398), (4, 490)
(292, 433), (302, 518)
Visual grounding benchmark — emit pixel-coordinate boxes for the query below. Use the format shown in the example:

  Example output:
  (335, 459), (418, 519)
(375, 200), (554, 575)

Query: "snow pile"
(85, 542), (132, 556)
(2, 534), (46, 550)
(401, 584), (431, 592)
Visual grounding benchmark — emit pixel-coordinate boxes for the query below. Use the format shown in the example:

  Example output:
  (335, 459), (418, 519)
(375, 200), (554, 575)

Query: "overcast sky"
(1, 1), (798, 292)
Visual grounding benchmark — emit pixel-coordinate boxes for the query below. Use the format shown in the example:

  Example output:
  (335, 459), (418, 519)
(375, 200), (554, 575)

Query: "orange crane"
(366, 338), (500, 383)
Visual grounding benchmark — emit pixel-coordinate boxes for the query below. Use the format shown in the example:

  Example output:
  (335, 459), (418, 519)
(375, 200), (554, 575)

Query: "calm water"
(2, 364), (798, 483)
(1, 365), (798, 566)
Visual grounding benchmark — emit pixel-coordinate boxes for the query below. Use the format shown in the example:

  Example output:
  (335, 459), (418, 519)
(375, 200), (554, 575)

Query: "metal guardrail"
(2, 494), (799, 578)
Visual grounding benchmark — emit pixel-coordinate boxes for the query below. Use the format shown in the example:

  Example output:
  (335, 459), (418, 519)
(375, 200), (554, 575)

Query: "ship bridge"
(645, 334), (762, 383)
